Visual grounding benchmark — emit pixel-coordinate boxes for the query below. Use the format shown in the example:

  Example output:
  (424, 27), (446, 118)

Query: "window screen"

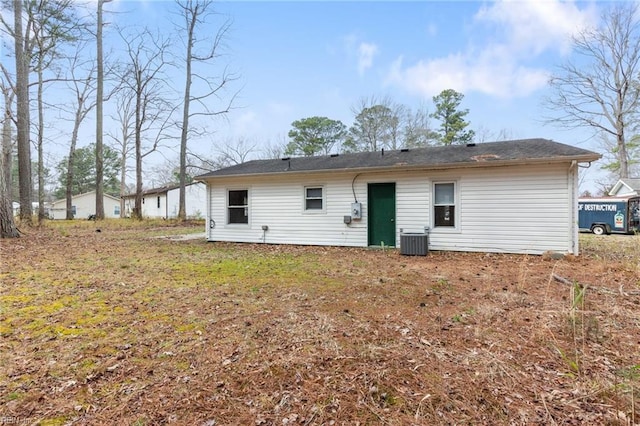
(305, 187), (323, 210)
(434, 183), (455, 227)
(228, 190), (248, 224)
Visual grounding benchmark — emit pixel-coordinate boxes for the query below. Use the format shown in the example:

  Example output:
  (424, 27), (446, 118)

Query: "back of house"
(197, 139), (602, 255)
(578, 196), (640, 235)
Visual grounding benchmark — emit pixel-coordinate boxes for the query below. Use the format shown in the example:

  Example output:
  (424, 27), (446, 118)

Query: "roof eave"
(196, 154), (601, 181)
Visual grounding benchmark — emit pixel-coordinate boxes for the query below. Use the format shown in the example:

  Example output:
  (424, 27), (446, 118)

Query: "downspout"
(205, 182), (211, 241)
(569, 160), (578, 255)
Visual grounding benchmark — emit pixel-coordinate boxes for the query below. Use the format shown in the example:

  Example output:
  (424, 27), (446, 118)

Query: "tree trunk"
(134, 70), (143, 220)
(119, 143), (126, 218)
(95, 0), (106, 219)
(2, 87), (13, 201)
(616, 95), (629, 179)
(14, 0), (33, 225)
(0, 188), (19, 238)
(178, 19), (193, 221)
(65, 106), (83, 219)
(37, 63), (45, 223)
(0, 85), (18, 238)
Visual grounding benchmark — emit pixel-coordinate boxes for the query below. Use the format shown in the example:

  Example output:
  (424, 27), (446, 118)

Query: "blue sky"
(200, 1), (601, 145)
(1, 0), (614, 190)
(203, 0), (604, 188)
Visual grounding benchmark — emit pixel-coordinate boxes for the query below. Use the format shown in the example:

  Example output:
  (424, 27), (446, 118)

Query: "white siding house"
(196, 139), (600, 255)
(49, 191), (121, 219)
(123, 182), (206, 219)
(608, 178), (640, 197)
(166, 183), (206, 219)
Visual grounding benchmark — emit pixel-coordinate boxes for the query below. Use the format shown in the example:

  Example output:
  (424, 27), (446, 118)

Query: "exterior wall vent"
(400, 233), (429, 256)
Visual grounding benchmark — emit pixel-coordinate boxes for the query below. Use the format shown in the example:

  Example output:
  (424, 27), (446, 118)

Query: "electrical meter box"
(351, 202), (362, 220)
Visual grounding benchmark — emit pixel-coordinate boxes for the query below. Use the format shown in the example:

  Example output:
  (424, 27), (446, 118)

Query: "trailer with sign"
(578, 196), (640, 235)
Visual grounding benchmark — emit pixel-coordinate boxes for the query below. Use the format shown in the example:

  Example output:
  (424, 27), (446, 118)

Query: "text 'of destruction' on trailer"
(578, 196), (640, 235)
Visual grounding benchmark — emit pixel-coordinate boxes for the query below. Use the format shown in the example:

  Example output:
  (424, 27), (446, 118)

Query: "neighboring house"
(49, 191), (121, 219)
(11, 202), (51, 217)
(123, 186), (169, 219)
(166, 182), (206, 219)
(608, 178), (640, 197)
(122, 182), (206, 219)
(196, 139), (600, 255)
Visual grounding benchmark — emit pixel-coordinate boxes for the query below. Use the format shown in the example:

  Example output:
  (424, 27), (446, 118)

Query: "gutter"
(196, 155), (602, 181)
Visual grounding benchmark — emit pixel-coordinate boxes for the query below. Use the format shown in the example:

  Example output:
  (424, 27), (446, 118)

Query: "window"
(71, 205), (77, 216)
(228, 189), (248, 224)
(434, 182), (456, 228)
(114, 205), (121, 216)
(304, 186), (324, 211)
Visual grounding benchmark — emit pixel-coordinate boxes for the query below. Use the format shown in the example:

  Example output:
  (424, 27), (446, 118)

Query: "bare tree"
(345, 97), (440, 152)
(403, 104), (439, 148)
(150, 136), (256, 186)
(346, 96), (411, 152)
(547, 3), (640, 179)
(56, 46), (97, 219)
(11, 0), (33, 225)
(260, 137), (286, 160)
(2, 0), (83, 224)
(474, 125), (514, 143)
(27, 0), (80, 223)
(117, 27), (174, 219)
(214, 137), (256, 167)
(1, 70), (15, 201)
(107, 90), (135, 218)
(174, 0), (238, 220)
(0, 71), (19, 237)
(95, 0), (112, 219)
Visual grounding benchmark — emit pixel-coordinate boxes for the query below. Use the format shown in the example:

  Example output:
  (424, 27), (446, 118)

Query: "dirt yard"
(1, 221), (638, 425)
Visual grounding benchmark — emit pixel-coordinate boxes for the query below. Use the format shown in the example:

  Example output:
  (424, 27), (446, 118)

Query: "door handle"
(390, 218), (394, 222)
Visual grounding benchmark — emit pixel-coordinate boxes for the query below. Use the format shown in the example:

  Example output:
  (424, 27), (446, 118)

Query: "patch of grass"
(0, 221), (638, 424)
(431, 277), (451, 294)
(617, 365), (640, 381)
(6, 391), (22, 401)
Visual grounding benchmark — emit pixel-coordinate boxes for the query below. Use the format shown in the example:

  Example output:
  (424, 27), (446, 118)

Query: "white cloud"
(385, 0), (598, 99)
(357, 42), (379, 75)
(225, 102), (294, 141)
(230, 110), (261, 137)
(474, 0), (597, 56)
(387, 53), (549, 100)
(426, 22), (438, 38)
(342, 33), (379, 76)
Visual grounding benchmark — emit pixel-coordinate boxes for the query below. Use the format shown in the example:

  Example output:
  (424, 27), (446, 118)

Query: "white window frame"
(303, 185), (325, 213)
(227, 188), (250, 225)
(432, 181), (459, 231)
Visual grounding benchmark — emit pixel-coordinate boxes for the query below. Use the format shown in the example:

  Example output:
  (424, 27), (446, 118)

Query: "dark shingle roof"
(195, 139), (600, 179)
(122, 182), (202, 198)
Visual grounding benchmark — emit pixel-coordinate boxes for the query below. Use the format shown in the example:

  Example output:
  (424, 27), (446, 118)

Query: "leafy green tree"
(54, 143), (120, 199)
(285, 116), (347, 156)
(430, 89), (475, 145)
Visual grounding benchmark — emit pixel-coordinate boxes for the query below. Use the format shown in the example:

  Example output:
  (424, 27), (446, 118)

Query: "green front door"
(368, 183), (396, 247)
